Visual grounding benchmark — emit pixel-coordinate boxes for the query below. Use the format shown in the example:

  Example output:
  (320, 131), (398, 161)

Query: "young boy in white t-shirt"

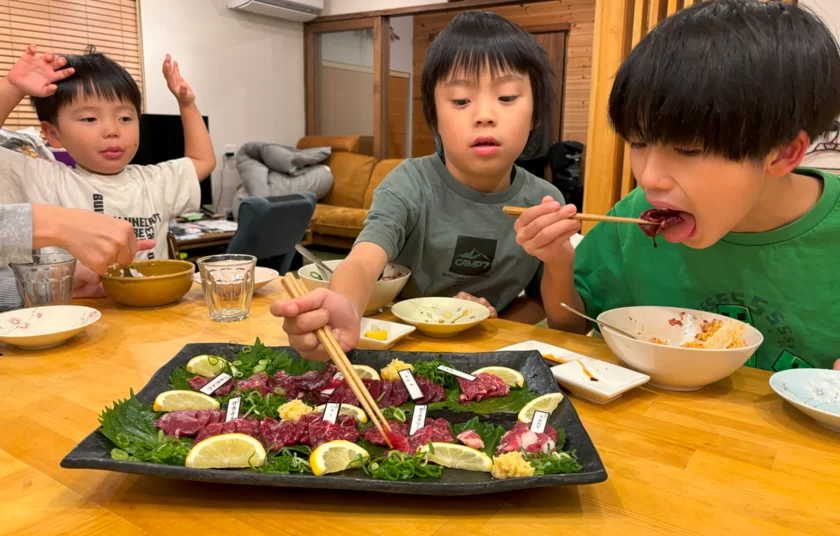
(0, 45), (215, 263)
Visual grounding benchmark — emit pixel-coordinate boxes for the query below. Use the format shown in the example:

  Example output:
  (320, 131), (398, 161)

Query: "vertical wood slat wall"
(582, 0), (796, 225)
(0, 0), (143, 132)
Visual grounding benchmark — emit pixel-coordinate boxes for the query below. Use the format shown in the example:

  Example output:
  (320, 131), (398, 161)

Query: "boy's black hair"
(609, 0), (840, 161)
(31, 45), (142, 124)
(421, 10), (554, 135)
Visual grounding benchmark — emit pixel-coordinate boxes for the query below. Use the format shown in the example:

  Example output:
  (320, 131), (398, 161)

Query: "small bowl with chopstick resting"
(102, 260), (195, 308)
(597, 306), (763, 391)
(391, 297), (491, 338)
(298, 259), (410, 316)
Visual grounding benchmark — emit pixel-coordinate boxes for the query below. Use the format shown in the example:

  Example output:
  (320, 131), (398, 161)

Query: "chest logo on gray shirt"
(449, 236), (496, 276)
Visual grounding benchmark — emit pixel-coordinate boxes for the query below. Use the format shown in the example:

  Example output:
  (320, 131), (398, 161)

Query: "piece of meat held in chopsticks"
(639, 209), (684, 247)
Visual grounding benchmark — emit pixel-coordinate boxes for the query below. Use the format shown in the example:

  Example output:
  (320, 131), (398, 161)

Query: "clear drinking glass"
(10, 251), (77, 308)
(196, 254), (256, 322)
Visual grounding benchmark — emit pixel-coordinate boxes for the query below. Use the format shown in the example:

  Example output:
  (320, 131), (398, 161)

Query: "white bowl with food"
(597, 306), (763, 391)
(390, 297), (491, 338)
(356, 317), (416, 351)
(297, 259), (410, 316)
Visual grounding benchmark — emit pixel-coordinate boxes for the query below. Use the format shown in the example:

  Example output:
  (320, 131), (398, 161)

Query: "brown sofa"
(297, 135), (402, 250)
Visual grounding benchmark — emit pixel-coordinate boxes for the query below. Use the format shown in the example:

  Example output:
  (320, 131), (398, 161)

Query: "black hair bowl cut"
(609, 0), (840, 161)
(31, 45), (142, 125)
(421, 10), (555, 135)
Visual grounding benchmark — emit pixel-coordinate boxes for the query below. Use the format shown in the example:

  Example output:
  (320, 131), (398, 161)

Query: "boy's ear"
(765, 130), (809, 177)
(40, 121), (64, 149)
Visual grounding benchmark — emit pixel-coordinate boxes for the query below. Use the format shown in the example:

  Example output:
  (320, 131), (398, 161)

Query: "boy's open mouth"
(471, 136), (501, 156)
(639, 208), (696, 244)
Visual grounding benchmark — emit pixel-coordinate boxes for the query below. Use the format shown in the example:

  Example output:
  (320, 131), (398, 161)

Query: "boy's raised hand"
(270, 289), (361, 362)
(162, 54), (194, 106)
(7, 45), (75, 97)
(454, 292), (498, 318)
(515, 196), (581, 266)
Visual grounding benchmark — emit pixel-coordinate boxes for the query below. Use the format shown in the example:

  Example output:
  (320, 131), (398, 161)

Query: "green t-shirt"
(574, 168), (840, 371)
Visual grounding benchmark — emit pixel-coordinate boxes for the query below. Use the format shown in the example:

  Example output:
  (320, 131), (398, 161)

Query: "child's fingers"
(514, 199), (564, 229)
(25, 45), (37, 56)
(51, 67), (75, 81)
(269, 289), (330, 318)
(283, 309), (330, 335)
(516, 204), (576, 243)
(833, 359), (840, 371)
(522, 219), (580, 251)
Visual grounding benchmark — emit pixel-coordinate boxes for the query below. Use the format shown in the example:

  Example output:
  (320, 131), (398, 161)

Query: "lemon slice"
(153, 390), (221, 412)
(471, 366), (525, 388)
(310, 440), (370, 476)
(517, 392), (564, 423)
(416, 443), (493, 472)
(186, 354), (229, 377)
(185, 433), (266, 469)
(313, 404), (369, 424)
(352, 364), (381, 380)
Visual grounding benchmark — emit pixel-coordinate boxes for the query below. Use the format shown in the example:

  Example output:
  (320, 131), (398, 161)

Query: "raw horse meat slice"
(187, 375), (234, 397)
(364, 420), (409, 446)
(155, 410), (223, 438)
(378, 380), (410, 408)
(274, 365), (337, 404)
(415, 376), (446, 404)
(639, 209), (684, 246)
(329, 378), (383, 406)
(408, 418), (453, 453)
(194, 418), (261, 444)
(456, 430), (485, 450)
(235, 372), (274, 396)
(496, 422), (558, 455)
(305, 414), (359, 448)
(260, 417), (306, 451)
(457, 373), (510, 403)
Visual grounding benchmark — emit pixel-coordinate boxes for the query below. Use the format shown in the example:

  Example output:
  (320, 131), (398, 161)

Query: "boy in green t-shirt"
(515, 0), (840, 371)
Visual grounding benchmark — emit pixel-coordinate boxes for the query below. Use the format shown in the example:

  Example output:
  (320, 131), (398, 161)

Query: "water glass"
(10, 251), (77, 308)
(196, 254), (256, 322)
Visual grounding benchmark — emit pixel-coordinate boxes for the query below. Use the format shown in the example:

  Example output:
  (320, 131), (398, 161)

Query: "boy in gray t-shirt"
(273, 11), (581, 360)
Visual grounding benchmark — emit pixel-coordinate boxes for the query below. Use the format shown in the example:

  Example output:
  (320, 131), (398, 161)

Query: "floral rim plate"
(769, 368), (840, 433)
(0, 305), (101, 350)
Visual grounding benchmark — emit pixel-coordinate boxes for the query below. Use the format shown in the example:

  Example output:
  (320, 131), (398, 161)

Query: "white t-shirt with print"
(0, 148), (200, 261)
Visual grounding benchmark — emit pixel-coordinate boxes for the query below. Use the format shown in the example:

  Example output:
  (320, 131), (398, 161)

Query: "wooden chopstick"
(280, 274), (394, 448)
(502, 206), (653, 226)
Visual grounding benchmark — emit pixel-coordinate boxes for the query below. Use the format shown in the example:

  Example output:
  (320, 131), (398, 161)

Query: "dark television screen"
(131, 113), (213, 206)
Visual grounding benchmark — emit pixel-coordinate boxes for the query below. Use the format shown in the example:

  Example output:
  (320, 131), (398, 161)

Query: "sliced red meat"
(415, 376), (446, 404)
(193, 417), (261, 444)
(154, 410), (224, 438)
(408, 418), (453, 453)
(305, 414), (359, 448)
(496, 422), (557, 455)
(457, 430), (485, 450)
(260, 417), (305, 451)
(639, 209), (684, 246)
(235, 372), (273, 396)
(457, 373), (510, 403)
(329, 378), (383, 406)
(273, 365), (337, 404)
(408, 426), (436, 454)
(364, 420), (409, 446)
(187, 375), (234, 397)
(378, 380), (410, 408)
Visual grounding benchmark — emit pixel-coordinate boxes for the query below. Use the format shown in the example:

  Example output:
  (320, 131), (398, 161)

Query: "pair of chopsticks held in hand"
(502, 205), (652, 225)
(280, 273), (396, 448)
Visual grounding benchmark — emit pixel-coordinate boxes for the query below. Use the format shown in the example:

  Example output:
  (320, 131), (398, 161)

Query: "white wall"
(800, 0), (840, 170)
(139, 0), (305, 200)
(323, 0), (444, 16)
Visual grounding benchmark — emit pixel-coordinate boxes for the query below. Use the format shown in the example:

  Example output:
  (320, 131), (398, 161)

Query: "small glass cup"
(10, 251), (77, 308)
(196, 254), (256, 322)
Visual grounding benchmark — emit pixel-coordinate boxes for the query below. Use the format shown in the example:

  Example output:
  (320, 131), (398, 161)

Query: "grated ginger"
(278, 399), (313, 422)
(380, 359), (414, 381)
(491, 452), (535, 479)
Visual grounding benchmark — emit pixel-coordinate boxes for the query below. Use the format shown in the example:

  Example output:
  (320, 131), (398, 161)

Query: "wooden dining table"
(0, 279), (838, 536)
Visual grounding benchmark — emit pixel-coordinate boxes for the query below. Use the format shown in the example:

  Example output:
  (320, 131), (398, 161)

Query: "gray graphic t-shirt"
(355, 154), (565, 311)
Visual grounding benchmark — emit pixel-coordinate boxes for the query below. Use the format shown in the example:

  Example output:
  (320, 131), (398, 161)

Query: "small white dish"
(770, 368), (840, 433)
(496, 340), (589, 363)
(0, 305), (101, 350)
(391, 297), (490, 338)
(356, 318), (416, 350)
(193, 266), (279, 291)
(551, 357), (650, 404)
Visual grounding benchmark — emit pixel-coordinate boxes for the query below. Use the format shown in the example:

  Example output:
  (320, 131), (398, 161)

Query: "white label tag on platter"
(409, 405), (428, 436)
(225, 397), (241, 422)
(199, 373), (233, 396)
(322, 402), (341, 424)
(530, 410), (549, 434)
(334, 372), (344, 381)
(437, 365), (476, 381)
(398, 369), (424, 401)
